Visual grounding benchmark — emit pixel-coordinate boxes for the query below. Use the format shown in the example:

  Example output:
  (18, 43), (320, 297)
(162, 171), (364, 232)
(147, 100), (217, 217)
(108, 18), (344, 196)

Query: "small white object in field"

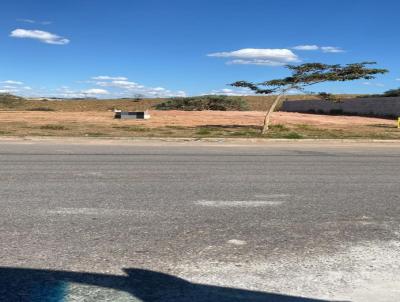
(228, 239), (247, 246)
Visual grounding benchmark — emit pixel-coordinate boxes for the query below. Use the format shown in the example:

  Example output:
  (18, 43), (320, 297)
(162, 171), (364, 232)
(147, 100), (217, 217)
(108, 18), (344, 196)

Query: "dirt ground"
(0, 110), (398, 139)
(0, 110), (395, 128)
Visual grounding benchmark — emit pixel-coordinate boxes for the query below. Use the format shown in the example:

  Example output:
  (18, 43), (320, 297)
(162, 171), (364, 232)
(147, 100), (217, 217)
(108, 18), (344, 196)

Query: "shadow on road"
(0, 267), (341, 301)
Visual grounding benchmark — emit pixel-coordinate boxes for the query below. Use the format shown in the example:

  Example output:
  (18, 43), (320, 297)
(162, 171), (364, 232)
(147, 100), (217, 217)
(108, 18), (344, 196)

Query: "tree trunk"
(261, 94), (284, 134)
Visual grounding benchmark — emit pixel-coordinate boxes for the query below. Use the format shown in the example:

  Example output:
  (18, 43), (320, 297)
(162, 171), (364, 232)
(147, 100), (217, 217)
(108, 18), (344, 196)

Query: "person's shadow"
(0, 267), (345, 302)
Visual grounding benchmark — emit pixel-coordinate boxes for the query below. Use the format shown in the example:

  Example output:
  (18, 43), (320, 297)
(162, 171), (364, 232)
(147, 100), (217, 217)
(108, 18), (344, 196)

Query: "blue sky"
(1, 0), (399, 98)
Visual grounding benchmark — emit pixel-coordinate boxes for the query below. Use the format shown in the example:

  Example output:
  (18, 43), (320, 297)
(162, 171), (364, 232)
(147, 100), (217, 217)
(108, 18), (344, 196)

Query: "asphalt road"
(0, 139), (399, 302)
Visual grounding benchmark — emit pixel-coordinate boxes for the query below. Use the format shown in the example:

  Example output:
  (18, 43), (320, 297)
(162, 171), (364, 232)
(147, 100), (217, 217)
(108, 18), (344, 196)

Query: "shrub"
(317, 92), (342, 102)
(0, 93), (24, 107)
(383, 88), (400, 97)
(283, 132), (303, 139)
(29, 107), (55, 111)
(133, 94), (145, 102)
(196, 128), (212, 135)
(40, 124), (68, 130)
(154, 95), (249, 111)
(270, 124), (289, 131)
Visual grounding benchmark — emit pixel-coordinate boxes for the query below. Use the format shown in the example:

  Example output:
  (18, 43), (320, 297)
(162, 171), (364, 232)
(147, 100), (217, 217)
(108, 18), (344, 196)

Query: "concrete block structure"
(114, 110), (150, 119)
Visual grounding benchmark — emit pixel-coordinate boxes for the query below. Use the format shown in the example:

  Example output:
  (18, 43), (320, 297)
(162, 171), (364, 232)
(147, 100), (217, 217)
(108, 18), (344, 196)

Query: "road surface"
(0, 139), (399, 301)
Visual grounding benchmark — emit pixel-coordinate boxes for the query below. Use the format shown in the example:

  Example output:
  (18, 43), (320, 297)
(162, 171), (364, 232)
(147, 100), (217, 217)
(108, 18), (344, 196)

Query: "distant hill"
(0, 93), (25, 101)
(0, 93), (366, 112)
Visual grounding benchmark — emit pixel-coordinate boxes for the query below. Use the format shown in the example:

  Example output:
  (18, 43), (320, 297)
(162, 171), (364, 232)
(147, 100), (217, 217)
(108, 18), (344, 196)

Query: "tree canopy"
(230, 62), (388, 134)
(231, 62), (388, 94)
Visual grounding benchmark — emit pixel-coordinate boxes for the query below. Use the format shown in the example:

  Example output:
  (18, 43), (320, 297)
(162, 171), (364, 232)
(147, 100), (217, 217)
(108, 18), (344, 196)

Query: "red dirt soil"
(0, 110), (395, 129)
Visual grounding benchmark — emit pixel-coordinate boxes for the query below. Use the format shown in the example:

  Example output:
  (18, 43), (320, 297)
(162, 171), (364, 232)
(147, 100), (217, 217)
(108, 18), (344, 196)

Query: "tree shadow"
(0, 267), (346, 302)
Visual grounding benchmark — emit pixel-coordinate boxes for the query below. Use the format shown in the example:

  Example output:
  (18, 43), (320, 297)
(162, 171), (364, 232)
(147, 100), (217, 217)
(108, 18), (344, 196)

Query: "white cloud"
(208, 87), (255, 96)
(17, 19), (35, 24)
(91, 76), (128, 81)
(396, 78), (400, 81)
(208, 48), (299, 66)
(227, 59), (287, 66)
(2, 80), (23, 85)
(1, 77), (186, 99)
(153, 87), (166, 91)
(10, 29), (69, 45)
(96, 80), (143, 90)
(53, 86), (84, 98)
(292, 45), (319, 51)
(0, 86), (23, 94)
(17, 19), (52, 25)
(82, 88), (109, 95)
(362, 82), (385, 87)
(292, 45), (345, 53)
(111, 80), (141, 89)
(90, 76), (186, 97)
(142, 87), (186, 97)
(321, 46), (344, 53)
(175, 91), (187, 97)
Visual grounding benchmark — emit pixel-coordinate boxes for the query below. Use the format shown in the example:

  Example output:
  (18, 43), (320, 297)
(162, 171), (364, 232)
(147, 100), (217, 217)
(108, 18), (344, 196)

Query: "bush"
(40, 124), (68, 130)
(0, 93), (24, 107)
(283, 132), (303, 139)
(317, 92), (342, 102)
(154, 95), (249, 111)
(383, 88), (400, 97)
(29, 107), (55, 111)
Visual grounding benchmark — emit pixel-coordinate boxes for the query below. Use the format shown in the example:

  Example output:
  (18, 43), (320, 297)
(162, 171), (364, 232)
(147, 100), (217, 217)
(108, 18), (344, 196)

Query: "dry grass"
(0, 94), (361, 112)
(0, 110), (398, 139)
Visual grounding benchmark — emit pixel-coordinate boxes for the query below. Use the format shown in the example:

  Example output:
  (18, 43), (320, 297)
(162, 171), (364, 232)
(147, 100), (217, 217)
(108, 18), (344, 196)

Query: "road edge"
(1, 136), (400, 145)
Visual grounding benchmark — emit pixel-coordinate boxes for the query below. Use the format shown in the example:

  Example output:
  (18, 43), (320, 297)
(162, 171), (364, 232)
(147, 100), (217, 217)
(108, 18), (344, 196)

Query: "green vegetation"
(154, 95), (249, 111)
(317, 92), (342, 102)
(383, 88), (400, 97)
(0, 93), (364, 112)
(29, 107), (56, 111)
(85, 132), (107, 137)
(112, 125), (151, 132)
(0, 93), (24, 108)
(232, 62), (388, 133)
(0, 120), (398, 139)
(40, 124), (68, 130)
(196, 128), (213, 135)
(282, 132), (303, 139)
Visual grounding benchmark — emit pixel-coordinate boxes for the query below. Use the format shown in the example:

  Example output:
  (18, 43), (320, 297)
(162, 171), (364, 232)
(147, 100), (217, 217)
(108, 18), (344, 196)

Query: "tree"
(133, 94), (146, 101)
(231, 62), (388, 134)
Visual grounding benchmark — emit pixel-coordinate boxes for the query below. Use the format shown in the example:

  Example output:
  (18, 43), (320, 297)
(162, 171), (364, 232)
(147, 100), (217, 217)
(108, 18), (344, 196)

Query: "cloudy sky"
(1, 0), (399, 98)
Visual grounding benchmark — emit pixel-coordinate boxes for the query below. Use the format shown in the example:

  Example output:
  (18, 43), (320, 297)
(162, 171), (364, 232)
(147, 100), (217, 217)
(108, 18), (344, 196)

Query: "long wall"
(281, 97), (400, 118)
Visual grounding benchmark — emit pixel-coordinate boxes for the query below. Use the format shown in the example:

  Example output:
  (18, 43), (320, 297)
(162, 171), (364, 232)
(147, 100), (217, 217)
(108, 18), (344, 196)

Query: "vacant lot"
(0, 110), (398, 139)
